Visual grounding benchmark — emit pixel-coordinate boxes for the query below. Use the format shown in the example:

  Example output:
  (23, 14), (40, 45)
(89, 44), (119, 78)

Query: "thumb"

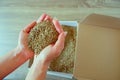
(53, 32), (67, 55)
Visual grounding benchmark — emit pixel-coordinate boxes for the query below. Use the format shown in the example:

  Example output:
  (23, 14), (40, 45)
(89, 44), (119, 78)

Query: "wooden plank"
(77, 0), (120, 8)
(0, 0), (78, 8)
(0, 0), (120, 8)
(0, 7), (120, 21)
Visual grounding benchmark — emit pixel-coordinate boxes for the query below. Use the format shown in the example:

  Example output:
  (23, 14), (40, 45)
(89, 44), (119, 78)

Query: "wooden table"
(0, 0), (120, 80)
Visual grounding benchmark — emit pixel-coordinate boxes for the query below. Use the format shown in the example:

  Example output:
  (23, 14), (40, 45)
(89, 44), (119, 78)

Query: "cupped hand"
(17, 21), (36, 59)
(36, 32), (67, 64)
(17, 14), (48, 59)
(34, 14), (67, 64)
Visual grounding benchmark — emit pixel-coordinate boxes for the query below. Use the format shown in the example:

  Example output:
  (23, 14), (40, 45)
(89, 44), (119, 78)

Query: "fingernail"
(64, 32), (67, 37)
(37, 16), (41, 23)
(53, 17), (58, 21)
(44, 15), (48, 20)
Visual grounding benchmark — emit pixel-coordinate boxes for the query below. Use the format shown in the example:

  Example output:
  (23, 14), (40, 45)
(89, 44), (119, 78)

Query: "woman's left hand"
(17, 21), (37, 59)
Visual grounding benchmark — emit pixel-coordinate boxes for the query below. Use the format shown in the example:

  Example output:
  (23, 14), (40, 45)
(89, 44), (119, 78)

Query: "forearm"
(26, 57), (49, 80)
(0, 47), (28, 79)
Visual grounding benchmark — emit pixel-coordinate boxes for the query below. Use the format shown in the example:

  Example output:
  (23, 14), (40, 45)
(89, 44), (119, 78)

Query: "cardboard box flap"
(81, 14), (120, 29)
(73, 14), (120, 80)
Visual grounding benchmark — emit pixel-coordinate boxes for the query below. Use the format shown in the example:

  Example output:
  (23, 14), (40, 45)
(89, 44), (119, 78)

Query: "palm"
(18, 21), (36, 59)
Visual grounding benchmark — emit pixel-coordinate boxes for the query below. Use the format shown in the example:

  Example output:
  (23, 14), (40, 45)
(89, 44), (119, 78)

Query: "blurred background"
(0, 0), (120, 80)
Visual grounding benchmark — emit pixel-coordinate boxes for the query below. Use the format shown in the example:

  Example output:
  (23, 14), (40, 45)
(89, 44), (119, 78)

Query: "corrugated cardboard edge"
(73, 13), (120, 80)
(81, 14), (120, 29)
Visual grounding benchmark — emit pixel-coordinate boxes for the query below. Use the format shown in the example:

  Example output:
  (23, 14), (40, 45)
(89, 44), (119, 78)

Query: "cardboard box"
(29, 14), (120, 80)
(74, 14), (120, 80)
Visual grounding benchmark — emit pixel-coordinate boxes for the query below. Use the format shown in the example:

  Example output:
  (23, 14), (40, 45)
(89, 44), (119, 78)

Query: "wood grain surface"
(0, 0), (120, 80)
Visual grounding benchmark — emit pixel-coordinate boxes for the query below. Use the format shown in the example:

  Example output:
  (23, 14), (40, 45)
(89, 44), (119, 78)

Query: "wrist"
(35, 54), (51, 66)
(34, 55), (50, 67)
(28, 56), (49, 80)
(26, 59), (49, 80)
(15, 46), (30, 61)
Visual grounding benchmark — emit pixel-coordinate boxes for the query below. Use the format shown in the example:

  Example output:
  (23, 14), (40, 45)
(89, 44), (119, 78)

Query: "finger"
(53, 18), (63, 33)
(44, 15), (52, 22)
(53, 32), (67, 54)
(37, 13), (47, 23)
(24, 21), (37, 33)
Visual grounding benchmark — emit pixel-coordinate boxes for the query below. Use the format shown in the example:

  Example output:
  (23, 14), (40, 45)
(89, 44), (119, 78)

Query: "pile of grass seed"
(28, 20), (59, 55)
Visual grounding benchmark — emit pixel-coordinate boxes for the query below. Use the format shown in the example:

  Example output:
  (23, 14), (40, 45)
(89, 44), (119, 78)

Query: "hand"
(37, 32), (66, 63)
(17, 14), (49, 60)
(17, 21), (36, 59)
